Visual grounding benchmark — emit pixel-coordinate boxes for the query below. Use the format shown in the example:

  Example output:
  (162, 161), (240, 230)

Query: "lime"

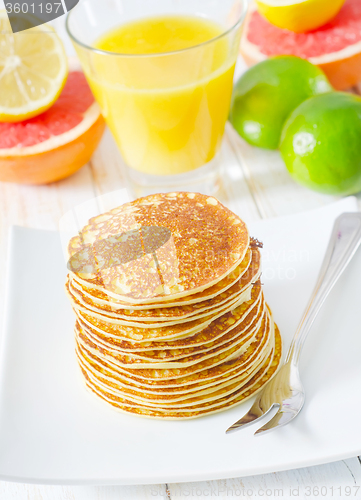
(229, 56), (333, 149)
(280, 92), (361, 195)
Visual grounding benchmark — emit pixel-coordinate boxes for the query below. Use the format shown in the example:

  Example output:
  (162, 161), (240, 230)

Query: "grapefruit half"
(240, 0), (361, 90)
(0, 71), (106, 184)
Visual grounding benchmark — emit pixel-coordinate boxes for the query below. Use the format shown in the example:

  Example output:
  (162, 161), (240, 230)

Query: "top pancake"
(69, 246), (252, 310)
(67, 192), (249, 303)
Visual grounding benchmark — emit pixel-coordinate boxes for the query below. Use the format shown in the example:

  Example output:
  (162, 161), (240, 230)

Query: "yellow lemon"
(0, 11), (68, 122)
(255, 0), (346, 33)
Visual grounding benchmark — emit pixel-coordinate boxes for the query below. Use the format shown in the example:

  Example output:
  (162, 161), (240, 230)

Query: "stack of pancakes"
(65, 192), (282, 419)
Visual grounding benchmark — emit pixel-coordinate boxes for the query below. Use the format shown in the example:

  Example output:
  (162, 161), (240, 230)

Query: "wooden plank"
(88, 129), (128, 198)
(0, 482), (168, 500)
(168, 458), (361, 499)
(219, 129), (264, 221)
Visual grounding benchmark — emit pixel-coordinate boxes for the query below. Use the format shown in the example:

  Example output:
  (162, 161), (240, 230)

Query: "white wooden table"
(1, 13), (361, 500)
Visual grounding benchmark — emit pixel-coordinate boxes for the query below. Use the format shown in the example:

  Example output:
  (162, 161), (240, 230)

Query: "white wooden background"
(1, 8), (361, 500)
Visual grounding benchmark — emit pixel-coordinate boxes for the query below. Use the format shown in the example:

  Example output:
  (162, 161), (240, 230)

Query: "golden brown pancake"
(66, 247), (260, 320)
(75, 309), (273, 403)
(69, 246), (253, 310)
(71, 282), (262, 346)
(77, 295), (265, 363)
(66, 279), (254, 327)
(68, 192), (249, 302)
(79, 327), (282, 419)
(75, 306), (271, 376)
(78, 294), (265, 360)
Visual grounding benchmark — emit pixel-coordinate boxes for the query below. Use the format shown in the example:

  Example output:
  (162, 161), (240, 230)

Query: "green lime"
(280, 92), (361, 195)
(229, 56), (333, 149)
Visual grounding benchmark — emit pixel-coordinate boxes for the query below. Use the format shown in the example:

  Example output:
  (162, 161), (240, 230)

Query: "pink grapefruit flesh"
(241, 0), (361, 90)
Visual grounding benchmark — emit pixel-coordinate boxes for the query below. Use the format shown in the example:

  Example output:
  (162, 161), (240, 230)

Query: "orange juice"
(84, 16), (236, 175)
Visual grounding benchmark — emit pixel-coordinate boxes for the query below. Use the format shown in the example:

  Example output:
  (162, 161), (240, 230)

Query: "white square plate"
(0, 197), (360, 485)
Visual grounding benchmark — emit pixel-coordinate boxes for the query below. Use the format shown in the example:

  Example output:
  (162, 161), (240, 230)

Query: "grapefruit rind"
(0, 115), (106, 185)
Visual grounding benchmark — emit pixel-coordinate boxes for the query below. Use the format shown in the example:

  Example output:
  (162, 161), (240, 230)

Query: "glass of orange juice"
(67, 0), (246, 196)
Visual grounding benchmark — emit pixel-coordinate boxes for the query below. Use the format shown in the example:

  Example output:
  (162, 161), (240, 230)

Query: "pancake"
(79, 327), (282, 419)
(67, 283), (253, 335)
(76, 323), (273, 410)
(75, 308), (279, 396)
(78, 292), (265, 358)
(66, 279), (254, 327)
(76, 309), (273, 402)
(76, 287), (263, 353)
(67, 192), (250, 303)
(65, 192), (283, 420)
(67, 247), (260, 320)
(70, 246), (253, 310)
(72, 281), (262, 346)
(75, 306), (271, 376)
(76, 318), (270, 391)
(77, 295), (266, 363)
(79, 344), (271, 407)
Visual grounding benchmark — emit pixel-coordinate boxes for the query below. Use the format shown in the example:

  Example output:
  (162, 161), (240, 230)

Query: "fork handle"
(287, 212), (361, 365)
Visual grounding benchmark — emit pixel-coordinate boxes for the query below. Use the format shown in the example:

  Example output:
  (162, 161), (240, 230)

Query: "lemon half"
(0, 11), (68, 122)
(255, 0), (346, 33)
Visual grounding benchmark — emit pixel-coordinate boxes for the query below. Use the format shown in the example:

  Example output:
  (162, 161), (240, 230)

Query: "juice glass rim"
(65, 0), (248, 58)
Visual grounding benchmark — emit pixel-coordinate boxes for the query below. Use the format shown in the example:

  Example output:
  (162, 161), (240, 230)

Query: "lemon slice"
(0, 11), (68, 122)
(255, 0), (346, 33)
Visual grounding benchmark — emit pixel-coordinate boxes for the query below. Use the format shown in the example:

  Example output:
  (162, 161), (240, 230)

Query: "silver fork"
(226, 212), (361, 436)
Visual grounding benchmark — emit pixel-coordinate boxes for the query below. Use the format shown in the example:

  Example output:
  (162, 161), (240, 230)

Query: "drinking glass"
(67, 0), (247, 196)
